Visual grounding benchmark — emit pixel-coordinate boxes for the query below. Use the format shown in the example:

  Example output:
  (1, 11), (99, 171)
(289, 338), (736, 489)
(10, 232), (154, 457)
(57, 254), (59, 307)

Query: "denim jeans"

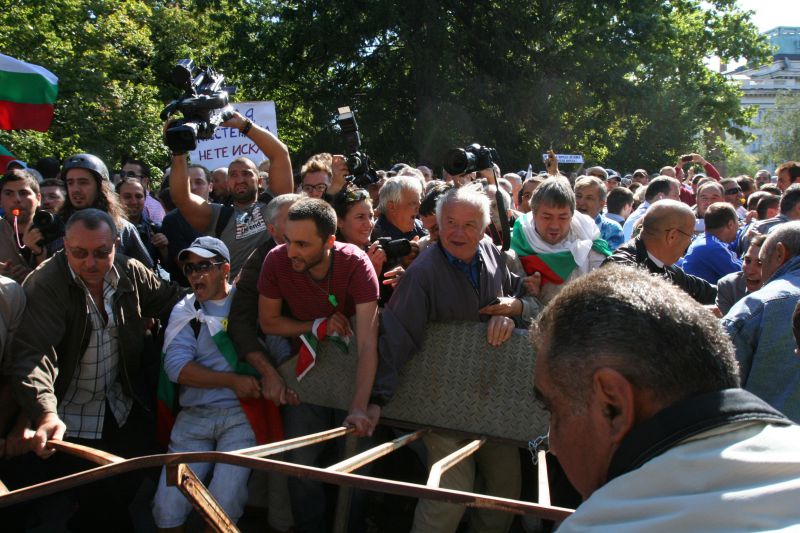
(152, 404), (256, 528)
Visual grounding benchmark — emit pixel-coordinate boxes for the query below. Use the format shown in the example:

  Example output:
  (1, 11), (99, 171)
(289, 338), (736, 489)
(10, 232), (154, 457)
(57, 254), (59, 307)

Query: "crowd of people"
(0, 110), (799, 532)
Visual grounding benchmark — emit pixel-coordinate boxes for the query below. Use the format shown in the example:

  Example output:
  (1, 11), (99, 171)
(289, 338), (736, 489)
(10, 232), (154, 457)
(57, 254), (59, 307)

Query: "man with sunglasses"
(120, 158), (165, 224)
(7, 208), (183, 530)
(153, 236), (275, 530)
(604, 200), (717, 304)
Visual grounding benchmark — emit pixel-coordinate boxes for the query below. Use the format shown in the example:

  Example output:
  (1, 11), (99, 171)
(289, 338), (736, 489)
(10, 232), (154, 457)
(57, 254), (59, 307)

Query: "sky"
(734, 0), (799, 32)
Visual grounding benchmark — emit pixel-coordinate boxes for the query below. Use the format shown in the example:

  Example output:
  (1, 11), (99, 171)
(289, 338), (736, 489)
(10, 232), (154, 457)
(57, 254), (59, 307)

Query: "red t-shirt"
(258, 241), (379, 319)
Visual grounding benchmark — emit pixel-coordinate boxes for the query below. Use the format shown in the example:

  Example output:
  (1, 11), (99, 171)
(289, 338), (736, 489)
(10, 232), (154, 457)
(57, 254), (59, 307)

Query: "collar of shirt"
(69, 263), (121, 295)
(646, 250), (666, 268)
(440, 243), (482, 289)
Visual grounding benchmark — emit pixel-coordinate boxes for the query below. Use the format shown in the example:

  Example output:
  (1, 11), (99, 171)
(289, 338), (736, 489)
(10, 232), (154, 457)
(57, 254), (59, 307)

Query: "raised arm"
(169, 153), (214, 233)
(223, 112), (293, 196)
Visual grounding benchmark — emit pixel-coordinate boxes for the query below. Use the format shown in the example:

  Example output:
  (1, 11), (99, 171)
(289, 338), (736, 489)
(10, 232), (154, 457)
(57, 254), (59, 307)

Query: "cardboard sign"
(541, 153), (584, 164)
(189, 101), (278, 170)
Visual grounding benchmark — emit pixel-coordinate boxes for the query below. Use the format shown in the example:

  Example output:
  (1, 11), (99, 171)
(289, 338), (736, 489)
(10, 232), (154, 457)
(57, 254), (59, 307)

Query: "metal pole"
(426, 438), (486, 488)
(326, 430), (428, 474)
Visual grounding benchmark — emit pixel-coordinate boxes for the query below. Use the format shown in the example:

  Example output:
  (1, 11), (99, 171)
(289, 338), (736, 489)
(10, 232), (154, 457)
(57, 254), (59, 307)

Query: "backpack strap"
(215, 205), (235, 238)
(189, 298), (202, 339)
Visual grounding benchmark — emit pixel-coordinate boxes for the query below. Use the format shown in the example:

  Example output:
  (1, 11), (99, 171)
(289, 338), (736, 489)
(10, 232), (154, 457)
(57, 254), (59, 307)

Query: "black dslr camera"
(443, 143), (499, 175)
(30, 210), (65, 247)
(377, 237), (412, 260)
(335, 106), (378, 188)
(161, 59), (236, 154)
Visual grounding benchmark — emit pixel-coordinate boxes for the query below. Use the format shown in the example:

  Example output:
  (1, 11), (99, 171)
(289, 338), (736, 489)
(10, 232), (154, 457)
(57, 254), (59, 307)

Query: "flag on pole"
(0, 54), (58, 132)
(0, 144), (16, 172)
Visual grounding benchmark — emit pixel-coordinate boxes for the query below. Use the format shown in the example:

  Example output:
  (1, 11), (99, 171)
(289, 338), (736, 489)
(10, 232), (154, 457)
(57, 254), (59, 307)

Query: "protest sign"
(189, 101), (277, 169)
(541, 153), (584, 164)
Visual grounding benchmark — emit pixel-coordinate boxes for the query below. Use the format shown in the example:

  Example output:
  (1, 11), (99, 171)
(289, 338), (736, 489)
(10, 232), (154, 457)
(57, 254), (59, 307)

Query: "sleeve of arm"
(10, 276), (69, 421)
(504, 269), (542, 326)
(133, 261), (184, 320)
(682, 269), (718, 305)
(373, 272), (429, 405)
(122, 224), (155, 269)
(704, 162), (721, 181)
(164, 323), (198, 383)
(722, 312), (757, 386)
(229, 246), (269, 358)
(607, 224), (624, 250)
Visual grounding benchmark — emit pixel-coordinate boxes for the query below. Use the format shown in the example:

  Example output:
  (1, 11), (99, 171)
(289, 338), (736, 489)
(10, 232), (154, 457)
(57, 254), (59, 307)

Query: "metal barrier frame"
(0, 426), (573, 532)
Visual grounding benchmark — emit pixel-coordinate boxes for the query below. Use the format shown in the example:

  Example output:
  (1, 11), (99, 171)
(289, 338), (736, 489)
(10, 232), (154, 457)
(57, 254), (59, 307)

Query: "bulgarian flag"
(0, 54), (58, 132)
(0, 144), (15, 172)
(510, 213), (612, 285)
(156, 295), (283, 447)
(296, 317), (350, 380)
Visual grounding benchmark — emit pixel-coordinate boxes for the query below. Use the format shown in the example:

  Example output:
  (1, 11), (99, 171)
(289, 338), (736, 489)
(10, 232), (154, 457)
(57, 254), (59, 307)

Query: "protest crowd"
(1, 105), (800, 532)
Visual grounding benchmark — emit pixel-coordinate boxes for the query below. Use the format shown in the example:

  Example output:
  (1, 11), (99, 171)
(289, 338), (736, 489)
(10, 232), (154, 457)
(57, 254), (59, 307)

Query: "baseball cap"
(178, 236), (231, 263)
(586, 166), (608, 181)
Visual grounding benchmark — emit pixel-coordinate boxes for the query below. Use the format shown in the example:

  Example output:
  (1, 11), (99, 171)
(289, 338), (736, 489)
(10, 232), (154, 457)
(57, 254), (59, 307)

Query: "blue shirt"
(680, 233), (742, 284)
(595, 213), (624, 250)
(164, 290), (239, 409)
(441, 244), (482, 289)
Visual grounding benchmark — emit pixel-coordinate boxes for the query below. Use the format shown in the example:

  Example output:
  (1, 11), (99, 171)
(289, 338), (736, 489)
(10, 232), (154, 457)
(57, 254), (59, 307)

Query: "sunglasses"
(183, 260), (225, 276)
(119, 170), (143, 179)
(725, 188), (742, 195)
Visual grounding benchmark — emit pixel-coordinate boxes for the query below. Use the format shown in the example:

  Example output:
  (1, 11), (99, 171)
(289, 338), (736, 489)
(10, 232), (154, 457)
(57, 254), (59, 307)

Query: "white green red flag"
(0, 54), (58, 132)
(0, 144), (16, 172)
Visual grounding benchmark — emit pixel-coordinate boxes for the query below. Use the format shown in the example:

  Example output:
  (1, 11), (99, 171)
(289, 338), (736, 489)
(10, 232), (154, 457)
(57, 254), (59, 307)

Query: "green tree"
(761, 90), (800, 167)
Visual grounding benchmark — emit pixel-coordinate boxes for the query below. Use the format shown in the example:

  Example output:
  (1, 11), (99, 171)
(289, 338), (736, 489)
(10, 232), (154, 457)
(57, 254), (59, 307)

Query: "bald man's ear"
(591, 368), (636, 446)
(775, 242), (788, 267)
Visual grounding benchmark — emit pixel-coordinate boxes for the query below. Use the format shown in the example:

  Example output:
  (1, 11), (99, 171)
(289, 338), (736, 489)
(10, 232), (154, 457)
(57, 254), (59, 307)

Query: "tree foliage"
(0, 0), (771, 176)
(760, 90), (800, 167)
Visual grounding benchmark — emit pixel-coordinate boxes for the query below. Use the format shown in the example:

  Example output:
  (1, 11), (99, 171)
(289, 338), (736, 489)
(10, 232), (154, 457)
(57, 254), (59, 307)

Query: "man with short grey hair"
(532, 265), (800, 531)
(723, 221), (800, 423)
(372, 176), (427, 241)
(575, 176), (624, 250)
(375, 184), (538, 533)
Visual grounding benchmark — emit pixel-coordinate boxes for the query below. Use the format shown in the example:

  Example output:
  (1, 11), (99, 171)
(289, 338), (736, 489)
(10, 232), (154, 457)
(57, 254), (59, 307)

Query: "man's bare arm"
(259, 294), (314, 337)
(344, 300), (380, 435)
(169, 153), (214, 232)
(224, 113), (293, 196)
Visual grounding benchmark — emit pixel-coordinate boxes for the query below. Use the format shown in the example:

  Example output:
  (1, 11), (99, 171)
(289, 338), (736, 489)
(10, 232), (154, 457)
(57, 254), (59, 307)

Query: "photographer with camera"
(117, 177), (170, 269)
(0, 169), (53, 282)
(167, 109), (293, 279)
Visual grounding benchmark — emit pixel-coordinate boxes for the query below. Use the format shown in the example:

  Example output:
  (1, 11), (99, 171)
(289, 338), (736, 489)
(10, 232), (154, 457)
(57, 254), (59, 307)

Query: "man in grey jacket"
(375, 184), (538, 533)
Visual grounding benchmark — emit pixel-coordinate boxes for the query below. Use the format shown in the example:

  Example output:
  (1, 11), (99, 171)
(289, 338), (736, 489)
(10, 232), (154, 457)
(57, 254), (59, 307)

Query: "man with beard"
(168, 111), (293, 279)
(257, 198), (380, 532)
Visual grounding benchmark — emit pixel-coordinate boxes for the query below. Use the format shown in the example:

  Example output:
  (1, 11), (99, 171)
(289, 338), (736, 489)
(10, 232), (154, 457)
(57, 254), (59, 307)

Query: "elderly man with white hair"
(370, 175), (427, 241)
(373, 184), (539, 533)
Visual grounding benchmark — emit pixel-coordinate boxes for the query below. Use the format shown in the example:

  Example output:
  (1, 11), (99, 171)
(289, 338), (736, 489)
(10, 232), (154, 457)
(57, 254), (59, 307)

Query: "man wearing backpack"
(167, 111), (294, 279)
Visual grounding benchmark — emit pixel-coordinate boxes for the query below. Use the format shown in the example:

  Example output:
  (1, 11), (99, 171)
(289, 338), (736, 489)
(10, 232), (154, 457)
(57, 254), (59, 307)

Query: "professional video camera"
(376, 236), (412, 260)
(442, 143), (499, 176)
(160, 59), (236, 154)
(30, 209), (65, 247)
(335, 106), (378, 188)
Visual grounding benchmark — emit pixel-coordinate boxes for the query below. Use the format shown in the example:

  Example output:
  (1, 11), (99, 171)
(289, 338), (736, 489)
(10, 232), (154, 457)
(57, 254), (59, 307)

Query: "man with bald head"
(604, 199), (716, 304)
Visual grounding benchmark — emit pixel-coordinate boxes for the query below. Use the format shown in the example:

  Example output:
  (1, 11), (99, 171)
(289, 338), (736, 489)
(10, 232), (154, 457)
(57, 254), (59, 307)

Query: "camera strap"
(492, 168), (511, 251)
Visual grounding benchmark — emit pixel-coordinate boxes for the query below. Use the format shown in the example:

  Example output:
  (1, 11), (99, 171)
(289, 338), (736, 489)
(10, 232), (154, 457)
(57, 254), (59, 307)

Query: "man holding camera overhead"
(168, 110), (294, 279)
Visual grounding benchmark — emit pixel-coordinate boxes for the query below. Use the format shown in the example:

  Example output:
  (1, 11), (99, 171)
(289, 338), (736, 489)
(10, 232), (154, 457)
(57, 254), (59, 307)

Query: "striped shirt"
(59, 265), (133, 439)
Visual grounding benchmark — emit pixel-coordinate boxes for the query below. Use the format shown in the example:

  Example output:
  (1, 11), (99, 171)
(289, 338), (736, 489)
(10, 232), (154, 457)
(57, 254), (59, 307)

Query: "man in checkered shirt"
(8, 208), (182, 530)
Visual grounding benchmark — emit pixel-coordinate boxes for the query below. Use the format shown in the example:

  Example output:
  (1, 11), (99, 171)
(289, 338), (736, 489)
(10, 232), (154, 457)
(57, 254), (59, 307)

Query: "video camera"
(442, 143), (499, 176)
(30, 209), (65, 247)
(335, 106), (378, 188)
(161, 59), (236, 154)
(376, 237), (412, 260)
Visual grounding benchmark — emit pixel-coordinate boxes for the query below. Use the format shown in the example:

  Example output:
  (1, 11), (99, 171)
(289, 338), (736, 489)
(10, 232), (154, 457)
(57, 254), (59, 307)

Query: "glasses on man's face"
(69, 247), (113, 260)
(302, 183), (328, 194)
(666, 227), (693, 239)
(120, 171), (143, 179)
(183, 261), (224, 276)
(725, 187), (742, 195)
